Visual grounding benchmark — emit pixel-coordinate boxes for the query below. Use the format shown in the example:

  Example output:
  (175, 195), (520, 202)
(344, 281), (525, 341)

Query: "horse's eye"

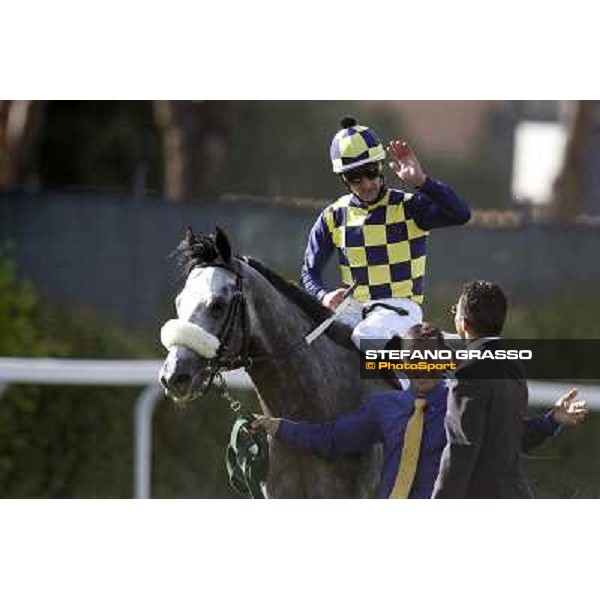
(210, 299), (227, 316)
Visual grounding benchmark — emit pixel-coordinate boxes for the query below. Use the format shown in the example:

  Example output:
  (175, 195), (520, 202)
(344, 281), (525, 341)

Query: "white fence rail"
(1, 357), (598, 498)
(0, 358), (253, 499)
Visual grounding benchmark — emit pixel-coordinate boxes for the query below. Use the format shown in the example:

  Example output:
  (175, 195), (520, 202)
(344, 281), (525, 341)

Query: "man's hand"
(552, 388), (589, 426)
(387, 140), (427, 188)
(322, 287), (346, 310)
(250, 415), (281, 437)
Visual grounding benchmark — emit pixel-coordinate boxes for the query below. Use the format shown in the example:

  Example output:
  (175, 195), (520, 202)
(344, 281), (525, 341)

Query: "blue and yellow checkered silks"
(323, 189), (429, 303)
(330, 124), (386, 174)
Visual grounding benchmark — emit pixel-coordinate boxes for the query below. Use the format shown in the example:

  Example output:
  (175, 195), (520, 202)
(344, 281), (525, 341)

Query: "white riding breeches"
(336, 297), (423, 351)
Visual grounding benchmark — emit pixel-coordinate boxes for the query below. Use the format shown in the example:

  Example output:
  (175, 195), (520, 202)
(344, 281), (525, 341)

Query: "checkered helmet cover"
(330, 120), (386, 174)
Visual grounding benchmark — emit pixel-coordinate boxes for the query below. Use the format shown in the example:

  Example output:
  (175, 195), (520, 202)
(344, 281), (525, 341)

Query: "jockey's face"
(342, 163), (384, 204)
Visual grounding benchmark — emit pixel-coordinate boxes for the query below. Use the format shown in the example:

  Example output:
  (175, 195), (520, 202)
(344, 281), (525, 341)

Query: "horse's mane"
(173, 230), (333, 325)
(243, 256), (332, 324)
(174, 230), (222, 279)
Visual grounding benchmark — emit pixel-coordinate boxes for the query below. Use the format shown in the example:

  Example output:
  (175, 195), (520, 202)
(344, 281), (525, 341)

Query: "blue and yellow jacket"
(301, 177), (471, 303)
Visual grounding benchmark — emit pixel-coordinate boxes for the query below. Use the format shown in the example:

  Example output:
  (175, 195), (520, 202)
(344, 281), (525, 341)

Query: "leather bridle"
(181, 257), (335, 400)
(192, 261), (252, 399)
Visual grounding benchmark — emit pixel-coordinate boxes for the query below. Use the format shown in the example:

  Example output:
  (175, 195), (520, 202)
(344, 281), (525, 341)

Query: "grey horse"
(159, 227), (394, 498)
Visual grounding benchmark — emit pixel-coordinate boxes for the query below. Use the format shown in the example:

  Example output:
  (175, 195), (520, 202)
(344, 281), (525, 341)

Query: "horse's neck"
(242, 267), (388, 420)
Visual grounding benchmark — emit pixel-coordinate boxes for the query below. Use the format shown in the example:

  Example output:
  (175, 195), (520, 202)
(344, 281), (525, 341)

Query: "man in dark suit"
(432, 281), (586, 498)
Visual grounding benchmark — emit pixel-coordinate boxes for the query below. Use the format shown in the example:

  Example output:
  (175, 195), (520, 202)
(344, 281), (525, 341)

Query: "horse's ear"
(185, 226), (197, 246)
(215, 226), (232, 263)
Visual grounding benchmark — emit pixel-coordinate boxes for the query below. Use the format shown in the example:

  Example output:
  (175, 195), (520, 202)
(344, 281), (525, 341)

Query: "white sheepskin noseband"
(160, 319), (219, 359)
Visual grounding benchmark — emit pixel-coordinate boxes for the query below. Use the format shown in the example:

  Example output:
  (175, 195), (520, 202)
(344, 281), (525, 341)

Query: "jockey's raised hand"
(387, 140), (427, 188)
(322, 287), (346, 310)
(552, 388), (589, 426)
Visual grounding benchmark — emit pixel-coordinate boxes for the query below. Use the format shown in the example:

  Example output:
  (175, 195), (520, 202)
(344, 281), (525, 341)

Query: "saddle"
(325, 302), (409, 349)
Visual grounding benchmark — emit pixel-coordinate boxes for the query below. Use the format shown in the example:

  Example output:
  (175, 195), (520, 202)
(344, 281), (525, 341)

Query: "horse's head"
(159, 226), (248, 404)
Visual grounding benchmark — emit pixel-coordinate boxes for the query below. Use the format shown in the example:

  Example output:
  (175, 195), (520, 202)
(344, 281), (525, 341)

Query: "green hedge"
(0, 253), (248, 498)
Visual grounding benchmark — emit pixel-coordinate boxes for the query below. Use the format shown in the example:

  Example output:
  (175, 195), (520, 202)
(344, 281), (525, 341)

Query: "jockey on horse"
(301, 116), (471, 352)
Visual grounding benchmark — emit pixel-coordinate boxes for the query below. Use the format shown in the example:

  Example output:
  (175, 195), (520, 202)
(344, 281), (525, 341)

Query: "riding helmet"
(329, 115), (386, 174)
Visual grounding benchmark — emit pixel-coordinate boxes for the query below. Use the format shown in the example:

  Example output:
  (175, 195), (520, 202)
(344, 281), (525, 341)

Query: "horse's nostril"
(171, 373), (192, 393)
(160, 370), (192, 395)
